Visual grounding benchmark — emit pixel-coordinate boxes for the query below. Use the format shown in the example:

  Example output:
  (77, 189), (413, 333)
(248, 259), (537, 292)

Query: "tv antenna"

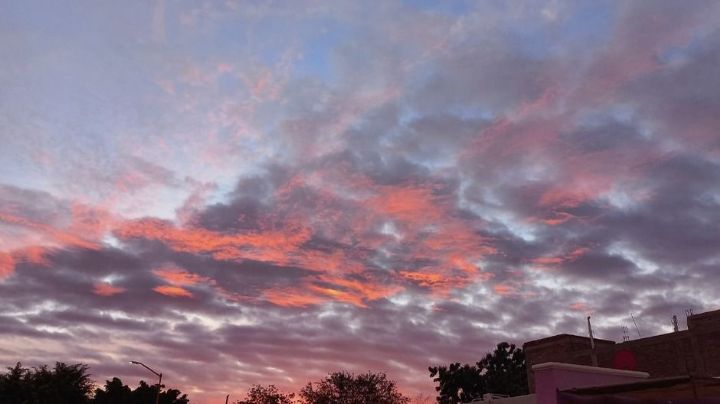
(621, 326), (630, 342)
(685, 308), (694, 318)
(630, 313), (641, 338)
(672, 314), (679, 332)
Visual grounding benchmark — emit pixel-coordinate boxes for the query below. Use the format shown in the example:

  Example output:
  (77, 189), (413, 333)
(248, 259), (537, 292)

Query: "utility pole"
(587, 316), (598, 366)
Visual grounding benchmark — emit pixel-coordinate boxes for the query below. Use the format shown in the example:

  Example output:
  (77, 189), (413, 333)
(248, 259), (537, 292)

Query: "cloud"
(93, 283), (126, 297)
(153, 285), (193, 298)
(2, 1), (720, 403)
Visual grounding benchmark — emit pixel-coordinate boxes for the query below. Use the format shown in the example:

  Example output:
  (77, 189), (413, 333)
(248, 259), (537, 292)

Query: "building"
(523, 308), (720, 393)
(558, 375), (720, 403)
(472, 362), (720, 404)
(469, 308), (720, 403)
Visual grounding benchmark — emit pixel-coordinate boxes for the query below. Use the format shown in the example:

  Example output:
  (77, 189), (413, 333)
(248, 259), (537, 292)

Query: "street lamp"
(130, 361), (162, 404)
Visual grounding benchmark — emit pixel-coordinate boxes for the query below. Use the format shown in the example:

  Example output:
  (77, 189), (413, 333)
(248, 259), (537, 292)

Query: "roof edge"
(531, 362), (649, 378)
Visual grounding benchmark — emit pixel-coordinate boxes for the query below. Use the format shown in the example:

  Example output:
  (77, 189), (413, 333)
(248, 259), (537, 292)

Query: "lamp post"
(130, 361), (162, 404)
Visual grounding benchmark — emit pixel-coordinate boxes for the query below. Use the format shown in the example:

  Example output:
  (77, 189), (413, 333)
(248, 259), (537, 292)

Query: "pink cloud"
(153, 285), (194, 298)
(93, 283), (126, 297)
(0, 252), (14, 278)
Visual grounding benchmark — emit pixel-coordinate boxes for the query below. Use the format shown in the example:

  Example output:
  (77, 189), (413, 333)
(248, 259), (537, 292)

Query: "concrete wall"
(523, 334), (615, 391)
(532, 362), (648, 404)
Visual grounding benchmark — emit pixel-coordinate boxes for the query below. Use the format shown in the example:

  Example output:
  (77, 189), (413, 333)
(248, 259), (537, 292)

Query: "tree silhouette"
(300, 371), (409, 404)
(0, 362), (93, 404)
(236, 384), (295, 404)
(429, 342), (528, 403)
(93, 378), (189, 404)
(428, 362), (483, 404)
(0, 363), (31, 404)
(477, 342), (527, 397)
(93, 377), (133, 403)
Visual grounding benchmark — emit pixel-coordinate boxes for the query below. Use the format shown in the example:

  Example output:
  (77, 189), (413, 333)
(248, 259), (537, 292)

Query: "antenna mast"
(622, 326), (630, 342)
(672, 314), (679, 332)
(630, 313), (641, 338)
(587, 316), (598, 366)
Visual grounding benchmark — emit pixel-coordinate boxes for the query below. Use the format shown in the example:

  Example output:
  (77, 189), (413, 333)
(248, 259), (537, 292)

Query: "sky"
(1, 0), (720, 402)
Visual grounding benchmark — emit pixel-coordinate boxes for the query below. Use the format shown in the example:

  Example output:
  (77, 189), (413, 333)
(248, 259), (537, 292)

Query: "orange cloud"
(153, 267), (207, 286)
(68, 202), (115, 241)
(264, 288), (327, 308)
(263, 274), (403, 308)
(568, 247), (590, 259)
(272, 168), (497, 294)
(493, 283), (517, 296)
(541, 211), (577, 226)
(532, 256), (564, 266)
(115, 218), (312, 265)
(317, 275), (401, 302)
(0, 252), (14, 278)
(532, 247), (589, 269)
(366, 186), (445, 222)
(308, 284), (366, 307)
(14, 246), (51, 266)
(112, 169), (497, 305)
(399, 271), (443, 287)
(0, 212), (101, 251)
(153, 285), (193, 298)
(570, 302), (590, 312)
(93, 283), (126, 297)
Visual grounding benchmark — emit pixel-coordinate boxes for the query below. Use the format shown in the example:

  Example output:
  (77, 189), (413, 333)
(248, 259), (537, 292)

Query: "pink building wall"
(532, 362), (649, 404)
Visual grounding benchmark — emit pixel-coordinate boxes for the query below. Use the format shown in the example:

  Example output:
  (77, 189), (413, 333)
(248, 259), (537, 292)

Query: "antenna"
(684, 308), (694, 330)
(622, 326), (630, 342)
(630, 313), (641, 338)
(672, 314), (679, 332)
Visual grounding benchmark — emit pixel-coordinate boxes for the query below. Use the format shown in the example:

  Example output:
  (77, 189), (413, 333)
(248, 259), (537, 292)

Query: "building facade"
(523, 308), (720, 393)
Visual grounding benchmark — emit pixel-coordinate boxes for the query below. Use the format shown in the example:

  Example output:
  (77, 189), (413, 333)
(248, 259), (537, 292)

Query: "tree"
(93, 378), (189, 404)
(300, 371), (409, 404)
(0, 362), (94, 404)
(428, 363), (483, 404)
(93, 377), (132, 404)
(0, 363), (189, 404)
(429, 342), (528, 403)
(236, 384), (295, 404)
(477, 342), (527, 397)
(0, 362), (31, 404)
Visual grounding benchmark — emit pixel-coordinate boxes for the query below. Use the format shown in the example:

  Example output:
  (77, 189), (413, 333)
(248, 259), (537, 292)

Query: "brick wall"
(523, 308), (720, 393)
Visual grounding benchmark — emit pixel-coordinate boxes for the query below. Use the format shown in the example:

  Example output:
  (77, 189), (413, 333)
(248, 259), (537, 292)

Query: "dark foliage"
(235, 384), (295, 404)
(93, 378), (189, 404)
(429, 342), (528, 403)
(428, 363), (483, 404)
(93, 377), (132, 403)
(0, 362), (94, 404)
(300, 371), (409, 404)
(476, 342), (528, 397)
(0, 362), (189, 404)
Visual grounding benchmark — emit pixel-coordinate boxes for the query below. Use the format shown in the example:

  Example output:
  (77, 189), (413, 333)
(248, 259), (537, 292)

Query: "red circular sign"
(612, 349), (637, 370)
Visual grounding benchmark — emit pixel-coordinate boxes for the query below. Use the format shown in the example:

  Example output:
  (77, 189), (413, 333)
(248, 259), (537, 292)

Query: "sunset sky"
(2, 1), (720, 402)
